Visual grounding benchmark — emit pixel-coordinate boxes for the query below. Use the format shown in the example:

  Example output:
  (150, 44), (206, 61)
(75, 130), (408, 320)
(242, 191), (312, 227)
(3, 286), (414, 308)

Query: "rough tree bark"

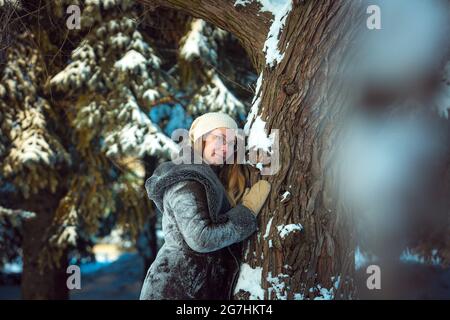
(140, 0), (365, 299)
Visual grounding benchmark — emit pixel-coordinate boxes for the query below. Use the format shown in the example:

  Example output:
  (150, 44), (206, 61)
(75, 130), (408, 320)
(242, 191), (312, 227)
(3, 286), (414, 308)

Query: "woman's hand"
(241, 180), (271, 216)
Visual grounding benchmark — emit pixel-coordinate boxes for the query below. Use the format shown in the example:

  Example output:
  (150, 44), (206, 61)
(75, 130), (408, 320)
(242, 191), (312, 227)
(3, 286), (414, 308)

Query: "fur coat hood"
(144, 160), (229, 224)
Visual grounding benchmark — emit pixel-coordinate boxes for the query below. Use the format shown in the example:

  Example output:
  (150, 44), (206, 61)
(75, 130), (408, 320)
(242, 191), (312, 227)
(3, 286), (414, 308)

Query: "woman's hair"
(192, 136), (247, 207)
(218, 158), (247, 207)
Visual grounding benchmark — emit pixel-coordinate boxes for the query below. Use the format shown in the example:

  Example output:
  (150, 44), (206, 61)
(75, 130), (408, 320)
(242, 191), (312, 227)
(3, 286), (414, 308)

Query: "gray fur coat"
(139, 160), (258, 300)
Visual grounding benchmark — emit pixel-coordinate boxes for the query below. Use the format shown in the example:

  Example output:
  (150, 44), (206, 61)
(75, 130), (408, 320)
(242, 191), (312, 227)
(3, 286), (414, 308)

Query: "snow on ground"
(355, 261), (450, 300)
(71, 252), (143, 300)
(2, 261), (21, 274)
(114, 49), (147, 73)
(400, 248), (442, 266)
(179, 19), (209, 62)
(0, 249), (144, 300)
(355, 246), (443, 270)
(1, 246), (449, 299)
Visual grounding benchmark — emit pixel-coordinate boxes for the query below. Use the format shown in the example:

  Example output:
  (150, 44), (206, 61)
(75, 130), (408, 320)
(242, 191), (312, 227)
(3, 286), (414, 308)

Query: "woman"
(139, 112), (271, 300)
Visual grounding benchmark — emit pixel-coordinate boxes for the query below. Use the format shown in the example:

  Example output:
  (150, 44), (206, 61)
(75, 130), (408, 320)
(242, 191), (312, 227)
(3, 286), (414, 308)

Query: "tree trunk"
(240, 1), (365, 300)
(21, 191), (69, 300)
(140, 0), (365, 299)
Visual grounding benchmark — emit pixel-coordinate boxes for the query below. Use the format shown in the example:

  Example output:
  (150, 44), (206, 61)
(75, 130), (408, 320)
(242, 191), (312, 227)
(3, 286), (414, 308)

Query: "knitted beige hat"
(188, 112), (238, 144)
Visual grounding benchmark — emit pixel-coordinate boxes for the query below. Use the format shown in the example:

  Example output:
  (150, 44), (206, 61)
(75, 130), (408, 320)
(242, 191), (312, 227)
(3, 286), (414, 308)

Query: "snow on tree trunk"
(236, 1), (364, 300)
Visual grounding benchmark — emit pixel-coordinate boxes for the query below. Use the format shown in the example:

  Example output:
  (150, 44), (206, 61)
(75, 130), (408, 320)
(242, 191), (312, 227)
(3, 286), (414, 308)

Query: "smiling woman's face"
(202, 127), (235, 165)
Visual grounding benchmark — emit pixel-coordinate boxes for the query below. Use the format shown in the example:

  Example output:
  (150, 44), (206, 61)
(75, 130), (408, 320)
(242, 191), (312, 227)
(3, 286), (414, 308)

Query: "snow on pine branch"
(52, 225), (78, 247)
(179, 18), (226, 66)
(50, 60), (92, 92)
(103, 95), (179, 158)
(0, 29), (71, 199)
(114, 49), (147, 73)
(49, 200), (80, 248)
(0, 206), (35, 221)
(188, 70), (246, 118)
(84, 0), (134, 14)
(8, 108), (53, 166)
(0, 0), (21, 8)
(180, 19), (210, 62)
(49, 6), (175, 159)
